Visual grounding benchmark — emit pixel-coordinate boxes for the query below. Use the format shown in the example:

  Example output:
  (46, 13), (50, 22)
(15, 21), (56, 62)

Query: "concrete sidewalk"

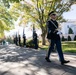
(0, 45), (76, 75)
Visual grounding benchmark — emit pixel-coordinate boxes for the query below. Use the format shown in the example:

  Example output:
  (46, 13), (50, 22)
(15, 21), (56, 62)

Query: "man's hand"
(57, 31), (62, 35)
(49, 30), (51, 33)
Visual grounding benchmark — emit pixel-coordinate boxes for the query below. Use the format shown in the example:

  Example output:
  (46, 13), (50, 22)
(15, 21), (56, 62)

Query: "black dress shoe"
(45, 57), (51, 62)
(61, 60), (70, 65)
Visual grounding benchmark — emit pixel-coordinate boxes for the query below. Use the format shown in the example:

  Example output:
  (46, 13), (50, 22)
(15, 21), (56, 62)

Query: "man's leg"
(45, 40), (55, 62)
(55, 40), (64, 62)
(55, 40), (70, 65)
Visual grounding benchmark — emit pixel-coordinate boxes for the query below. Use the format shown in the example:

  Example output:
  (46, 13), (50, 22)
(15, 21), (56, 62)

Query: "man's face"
(50, 14), (57, 20)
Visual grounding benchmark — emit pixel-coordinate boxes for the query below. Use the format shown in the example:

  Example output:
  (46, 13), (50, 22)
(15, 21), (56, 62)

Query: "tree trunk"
(41, 23), (47, 45)
(42, 36), (46, 45)
(42, 34), (46, 45)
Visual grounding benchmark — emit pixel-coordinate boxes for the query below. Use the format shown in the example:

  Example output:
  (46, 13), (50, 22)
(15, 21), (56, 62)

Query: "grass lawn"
(39, 41), (76, 53)
(62, 41), (76, 53)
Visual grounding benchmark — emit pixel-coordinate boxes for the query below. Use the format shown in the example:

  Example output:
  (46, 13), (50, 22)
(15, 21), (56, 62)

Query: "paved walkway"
(0, 45), (76, 75)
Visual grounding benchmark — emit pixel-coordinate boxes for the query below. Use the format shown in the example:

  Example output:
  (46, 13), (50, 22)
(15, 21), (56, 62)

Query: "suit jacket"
(46, 19), (60, 40)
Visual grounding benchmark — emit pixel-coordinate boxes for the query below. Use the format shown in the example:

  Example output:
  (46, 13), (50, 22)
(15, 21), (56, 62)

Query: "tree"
(67, 35), (71, 41)
(62, 36), (65, 41)
(0, 1), (14, 38)
(22, 0), (73, 45)
(7, 0), (21, 2)
(0, 0), (28, 38)
(68, 27), (74, 34)
(5, 0), (74, 45)
(69, 0), (76, 4)
(74, 35), (76, 41)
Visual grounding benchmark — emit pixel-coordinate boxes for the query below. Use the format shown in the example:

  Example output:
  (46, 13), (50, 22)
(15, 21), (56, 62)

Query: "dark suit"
(23, 34), (26, 46)
(47, 19), (60, 40)
(19, 35), (21, 46)
(33, 32), (38, 49)
(46, 19), (64, 62)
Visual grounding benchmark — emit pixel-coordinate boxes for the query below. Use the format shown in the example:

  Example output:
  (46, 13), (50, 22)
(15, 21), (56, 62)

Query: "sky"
(63, 4), (76, 20)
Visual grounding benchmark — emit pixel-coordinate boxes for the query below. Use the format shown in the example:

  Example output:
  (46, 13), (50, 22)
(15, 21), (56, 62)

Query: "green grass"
(39, 45), (49, 50)
(39, 41), (76, 53)
(62, 41), (76, 53)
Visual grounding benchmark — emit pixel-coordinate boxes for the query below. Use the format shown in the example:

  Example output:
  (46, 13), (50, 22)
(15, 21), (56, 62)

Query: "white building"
(61, 21), (76, 40)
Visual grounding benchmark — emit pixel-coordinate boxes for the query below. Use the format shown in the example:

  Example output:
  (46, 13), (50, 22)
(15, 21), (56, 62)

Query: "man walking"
(45, 11), (70, 65)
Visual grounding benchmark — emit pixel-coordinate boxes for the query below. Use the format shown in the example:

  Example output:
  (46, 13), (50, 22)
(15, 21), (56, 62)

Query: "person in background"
(18, 35), (21, 46)
(15, 35), (18, 46)
(23, 34), (26, 47)
(33, 31), (38, 49)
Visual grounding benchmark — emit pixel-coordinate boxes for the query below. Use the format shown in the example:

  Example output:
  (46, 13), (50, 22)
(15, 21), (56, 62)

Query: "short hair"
(48, 11), (55, 16)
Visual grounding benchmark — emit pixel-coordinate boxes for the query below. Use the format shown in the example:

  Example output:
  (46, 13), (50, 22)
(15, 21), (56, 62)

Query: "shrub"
(26, 40), (34, 48)
(0, 39), (3, 43)
(68, 27), (74, 34)
(67, 36), (71, 41)
(74, 35), (76, 41)
(62, 36), (65, 41)
(6, 37), (14, 44)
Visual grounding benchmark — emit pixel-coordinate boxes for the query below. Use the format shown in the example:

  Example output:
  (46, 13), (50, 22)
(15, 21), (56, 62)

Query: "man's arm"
(47, 21), (56, 34)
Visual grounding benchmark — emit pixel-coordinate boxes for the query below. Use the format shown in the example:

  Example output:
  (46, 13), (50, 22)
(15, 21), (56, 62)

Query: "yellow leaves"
(19, 16), (29, 26)
(10, 2), (21, 10)
(0, 6), (6, 14)
(0, 20), (10, 31)
(0, 20), (5, 29)
(0, 3), (14, 38)
(9, 3), (21, 16)
(0, 33), (4, 38)
(0, 8), (4, 14)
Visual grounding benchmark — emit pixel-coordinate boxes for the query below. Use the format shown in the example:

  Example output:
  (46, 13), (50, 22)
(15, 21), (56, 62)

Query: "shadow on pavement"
(0, 71), (14, 75)
(0, 45), (76, 75)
